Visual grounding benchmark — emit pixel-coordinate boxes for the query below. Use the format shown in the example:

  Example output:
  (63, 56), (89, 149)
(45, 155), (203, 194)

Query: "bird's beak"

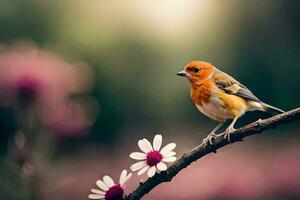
(176, 70), (188, 77)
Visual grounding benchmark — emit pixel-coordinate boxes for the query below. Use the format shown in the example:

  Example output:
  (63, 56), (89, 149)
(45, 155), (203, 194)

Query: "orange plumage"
(177, 61), (283, 144)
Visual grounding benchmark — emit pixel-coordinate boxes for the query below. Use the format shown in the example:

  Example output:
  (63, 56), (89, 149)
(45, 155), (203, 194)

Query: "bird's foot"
(223, 127), (236, 143)
(202, 132), (219, 146)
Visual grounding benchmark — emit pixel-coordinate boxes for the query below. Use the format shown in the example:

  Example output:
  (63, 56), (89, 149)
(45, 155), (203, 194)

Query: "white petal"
(130, 161), (147, 171)
(160, 143), (176, 155)
(137, 166), (149, 176)
(129, 152), (147, 160)
(103, 175), (114, 187)
(88, 194), (105, 199)
(143, 139), (154, 151)
(119, 169), (127, 185)
(163, 151), (176, 158)
(96, 180), (109, 191)
(121, 172), (132, 186)
(138, 139), (153, 153)
(162, 156), (177, 163)
(91, 189), (105, 195)
(120, 170), (132, 186)
(153, 134), (162, 151)
(147, 166), (156, 177)
(157, 162), (167, 171)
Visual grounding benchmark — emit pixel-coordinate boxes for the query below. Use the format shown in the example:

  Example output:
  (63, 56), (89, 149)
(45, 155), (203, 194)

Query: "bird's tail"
(261, 102), (284, 116)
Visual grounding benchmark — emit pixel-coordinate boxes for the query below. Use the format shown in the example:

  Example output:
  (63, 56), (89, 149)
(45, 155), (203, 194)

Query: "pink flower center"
(16, 77), (39, 105)
(105, 184), (124, 200)
(146, 150), (162, 166)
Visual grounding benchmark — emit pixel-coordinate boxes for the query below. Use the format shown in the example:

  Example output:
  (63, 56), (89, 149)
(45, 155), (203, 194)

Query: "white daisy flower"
(88, 169), (132, 200)
(129, 134), (177, 178)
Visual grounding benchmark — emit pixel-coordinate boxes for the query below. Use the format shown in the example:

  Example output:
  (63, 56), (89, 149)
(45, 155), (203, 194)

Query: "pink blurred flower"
(0, 43), (96, 138)
(0, 44), (92, 107)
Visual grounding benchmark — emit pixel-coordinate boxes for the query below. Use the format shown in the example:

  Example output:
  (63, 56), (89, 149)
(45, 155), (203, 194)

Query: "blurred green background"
(0, 0), (299, 200)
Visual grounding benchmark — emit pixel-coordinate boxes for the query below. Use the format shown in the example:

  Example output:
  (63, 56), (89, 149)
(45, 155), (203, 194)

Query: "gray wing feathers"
(214, 69), (261, 103)
(235, 85), (261, 102)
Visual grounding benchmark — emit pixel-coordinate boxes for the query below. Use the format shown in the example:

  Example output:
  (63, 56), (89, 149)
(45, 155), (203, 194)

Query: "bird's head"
(177, 61), (214, 84)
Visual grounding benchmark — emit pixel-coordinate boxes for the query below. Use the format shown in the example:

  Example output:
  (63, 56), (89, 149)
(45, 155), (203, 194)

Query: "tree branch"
(125, 108), (300, 200)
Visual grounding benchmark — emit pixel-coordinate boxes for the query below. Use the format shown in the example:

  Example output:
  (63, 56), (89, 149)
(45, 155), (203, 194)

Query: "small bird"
(177, 61), (283, 144)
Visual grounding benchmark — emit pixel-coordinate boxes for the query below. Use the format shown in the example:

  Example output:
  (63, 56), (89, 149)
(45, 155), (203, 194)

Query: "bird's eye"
(193, 68), (199, 73)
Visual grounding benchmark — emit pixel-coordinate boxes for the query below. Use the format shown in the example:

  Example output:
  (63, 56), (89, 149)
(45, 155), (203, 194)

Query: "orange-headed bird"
(177, 61), (283, 144)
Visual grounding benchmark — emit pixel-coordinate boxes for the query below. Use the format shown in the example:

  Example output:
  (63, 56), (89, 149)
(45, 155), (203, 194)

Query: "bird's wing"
(213, 69), (261, 102)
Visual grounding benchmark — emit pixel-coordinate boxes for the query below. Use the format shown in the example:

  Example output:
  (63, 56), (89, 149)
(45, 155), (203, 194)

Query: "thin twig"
(125, 108), (300, 200)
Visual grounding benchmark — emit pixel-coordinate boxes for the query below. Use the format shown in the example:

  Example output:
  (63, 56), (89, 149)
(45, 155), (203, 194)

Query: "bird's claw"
(202, 132), (218, 146)
(223, 127), (236, 143)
